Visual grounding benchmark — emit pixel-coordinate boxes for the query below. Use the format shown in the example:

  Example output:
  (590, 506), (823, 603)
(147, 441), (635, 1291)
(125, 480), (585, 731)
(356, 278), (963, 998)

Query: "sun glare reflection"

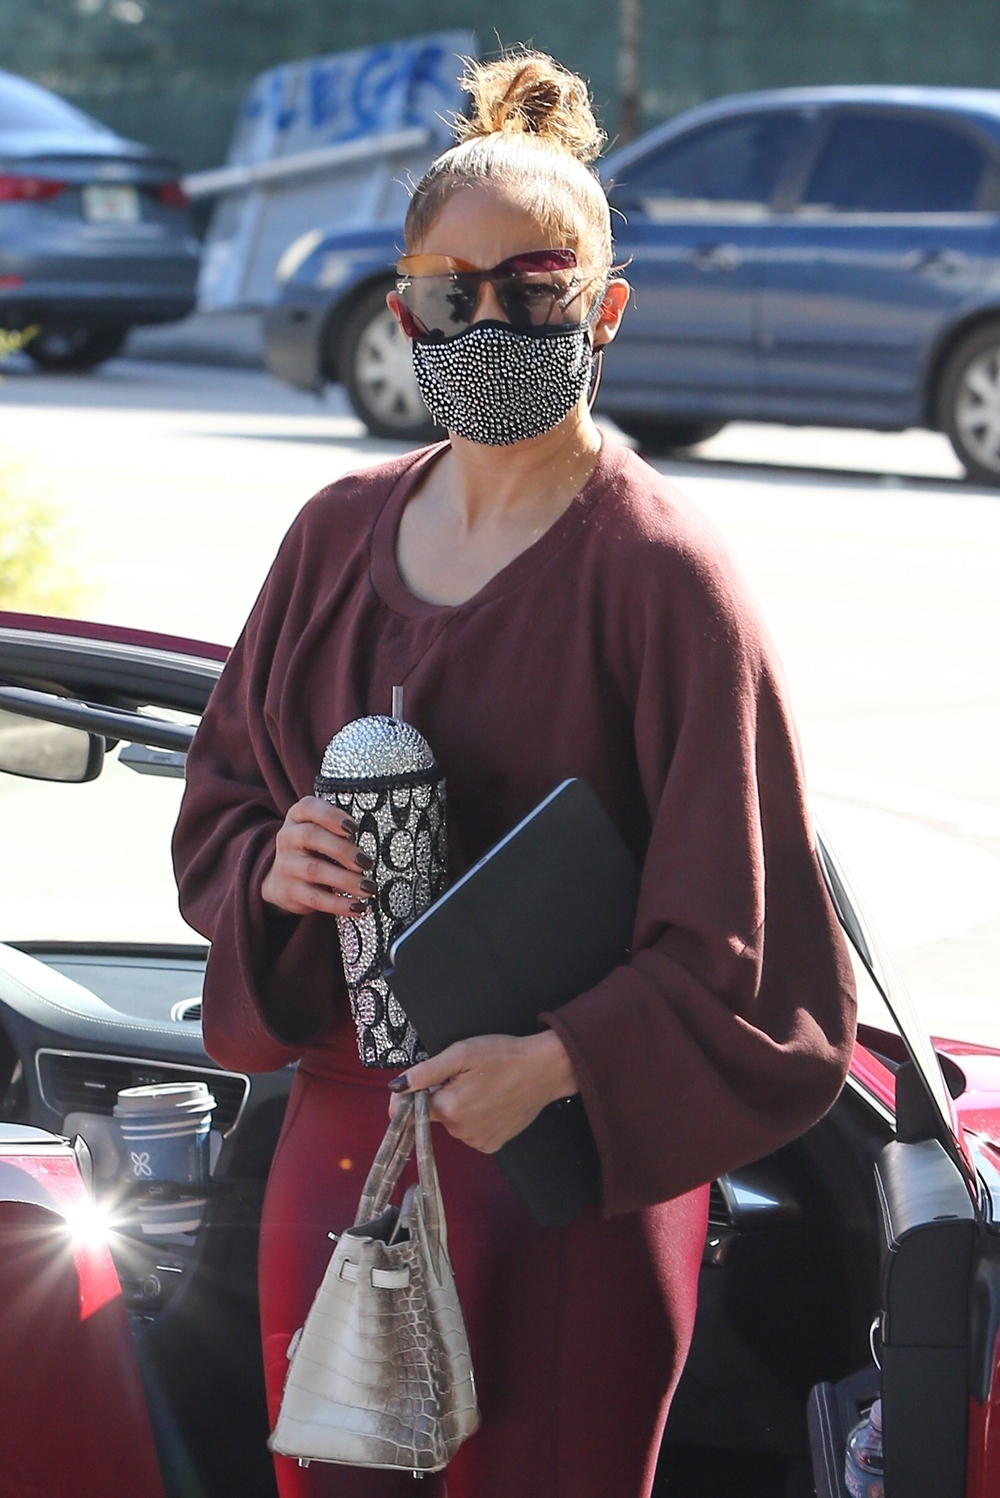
(62, 1196), (111, 1250)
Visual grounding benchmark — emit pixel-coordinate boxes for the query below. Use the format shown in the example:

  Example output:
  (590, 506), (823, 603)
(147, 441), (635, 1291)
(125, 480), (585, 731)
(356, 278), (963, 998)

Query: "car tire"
(939, 321), (1000, 486)
(608, 415), (725, 455)
(26, 325), (129, 372)
(338, 284), (441, 442)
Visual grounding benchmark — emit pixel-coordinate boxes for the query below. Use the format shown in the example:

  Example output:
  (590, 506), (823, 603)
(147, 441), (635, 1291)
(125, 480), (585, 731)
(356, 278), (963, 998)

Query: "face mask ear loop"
(584, 270), (611, 410)
(588, 346), (604, 411)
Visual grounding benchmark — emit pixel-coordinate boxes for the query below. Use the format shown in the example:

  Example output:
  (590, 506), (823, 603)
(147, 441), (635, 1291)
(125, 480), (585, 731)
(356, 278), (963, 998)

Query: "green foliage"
(0, 466), (84, 616)
(0, 328), (38, 360)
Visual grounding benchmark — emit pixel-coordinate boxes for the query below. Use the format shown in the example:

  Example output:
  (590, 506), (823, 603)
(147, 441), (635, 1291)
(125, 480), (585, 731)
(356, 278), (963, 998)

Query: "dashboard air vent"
(170, 998), (202, 1023)
(707, 1179), (733, 1230)
(37, 1050), (248, 1134)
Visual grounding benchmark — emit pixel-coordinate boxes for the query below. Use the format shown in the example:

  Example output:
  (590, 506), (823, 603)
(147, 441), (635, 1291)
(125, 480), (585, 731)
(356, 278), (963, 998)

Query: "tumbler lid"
(320, 715), (437, 780)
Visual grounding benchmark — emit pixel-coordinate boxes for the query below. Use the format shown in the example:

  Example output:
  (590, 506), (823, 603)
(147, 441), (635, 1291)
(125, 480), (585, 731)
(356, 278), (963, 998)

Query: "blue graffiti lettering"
(268, 69), (301, 134)
(349, 45), (406, 138)
(404, 42), (457, 120)
(308, 59), (348, 133)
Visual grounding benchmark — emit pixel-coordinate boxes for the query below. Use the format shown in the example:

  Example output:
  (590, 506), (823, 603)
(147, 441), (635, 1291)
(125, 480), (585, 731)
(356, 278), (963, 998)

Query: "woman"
(173, 51), (856, 1498)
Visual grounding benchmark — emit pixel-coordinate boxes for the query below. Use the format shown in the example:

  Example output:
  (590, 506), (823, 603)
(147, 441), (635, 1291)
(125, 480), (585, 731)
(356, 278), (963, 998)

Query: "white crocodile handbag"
(269, 1090), (480, 1473)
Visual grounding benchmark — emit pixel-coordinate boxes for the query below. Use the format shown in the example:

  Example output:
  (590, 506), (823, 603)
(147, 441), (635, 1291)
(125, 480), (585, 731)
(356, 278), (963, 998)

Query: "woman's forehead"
(413, 183), (575, 267)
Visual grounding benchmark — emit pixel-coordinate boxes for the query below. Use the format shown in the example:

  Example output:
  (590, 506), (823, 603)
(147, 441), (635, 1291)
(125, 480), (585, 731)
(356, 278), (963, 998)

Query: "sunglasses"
(394, 248), (601, 341)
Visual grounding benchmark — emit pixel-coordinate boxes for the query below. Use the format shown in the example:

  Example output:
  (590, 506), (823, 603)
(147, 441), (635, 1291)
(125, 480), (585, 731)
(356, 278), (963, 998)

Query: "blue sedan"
(265, 86), (1000, 485)
(0, 70), (199, 371)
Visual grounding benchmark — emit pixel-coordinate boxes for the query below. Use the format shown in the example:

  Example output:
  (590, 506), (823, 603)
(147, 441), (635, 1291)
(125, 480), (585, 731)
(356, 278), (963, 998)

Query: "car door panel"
(761, 109), (1000, 423)
(608, 218), (764, 407)
(874, 1137), (976, 1498)
(762, 216), (994, 417)
(603, 110), (809, 414)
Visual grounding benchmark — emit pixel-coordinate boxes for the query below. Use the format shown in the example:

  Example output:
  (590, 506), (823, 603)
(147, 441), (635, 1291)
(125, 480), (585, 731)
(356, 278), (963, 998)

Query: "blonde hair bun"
(456, 51), (606, 165)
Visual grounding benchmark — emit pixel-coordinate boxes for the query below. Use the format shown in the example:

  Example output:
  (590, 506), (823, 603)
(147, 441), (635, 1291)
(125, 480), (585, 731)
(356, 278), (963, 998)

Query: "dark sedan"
(0, 69), (199, 371)
(265, 86), (1000, 484)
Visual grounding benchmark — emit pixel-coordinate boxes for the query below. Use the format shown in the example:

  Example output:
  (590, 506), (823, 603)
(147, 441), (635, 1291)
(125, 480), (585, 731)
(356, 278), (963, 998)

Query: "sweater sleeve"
(542, 534), (857, 1216)
(170, 516), (345, 1074)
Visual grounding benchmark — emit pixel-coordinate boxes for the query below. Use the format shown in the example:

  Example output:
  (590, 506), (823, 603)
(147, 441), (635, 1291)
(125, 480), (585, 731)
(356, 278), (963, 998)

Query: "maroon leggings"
(259, 1062), (707, 1498)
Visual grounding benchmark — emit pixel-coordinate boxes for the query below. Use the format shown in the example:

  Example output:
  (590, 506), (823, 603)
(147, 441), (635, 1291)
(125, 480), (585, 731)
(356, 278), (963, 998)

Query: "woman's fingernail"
(359, 877), (378, 896)
(341, 816), (359, 836)
(349, 900), (366, 914)
(355, 849), (374, 871)
(387, 1074), (410, 1093)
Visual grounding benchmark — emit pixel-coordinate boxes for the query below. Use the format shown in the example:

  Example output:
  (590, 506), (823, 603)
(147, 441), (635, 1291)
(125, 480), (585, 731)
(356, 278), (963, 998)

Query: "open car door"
(813, 828), (999, 1498)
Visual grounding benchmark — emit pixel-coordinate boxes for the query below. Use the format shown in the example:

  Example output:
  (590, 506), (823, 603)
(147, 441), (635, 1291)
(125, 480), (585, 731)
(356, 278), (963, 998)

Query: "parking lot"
(2, 354), (999, 1048)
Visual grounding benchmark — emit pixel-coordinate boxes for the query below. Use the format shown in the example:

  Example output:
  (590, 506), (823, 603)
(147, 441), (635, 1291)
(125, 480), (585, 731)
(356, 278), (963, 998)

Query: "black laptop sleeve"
(385, 779), (641, 1226)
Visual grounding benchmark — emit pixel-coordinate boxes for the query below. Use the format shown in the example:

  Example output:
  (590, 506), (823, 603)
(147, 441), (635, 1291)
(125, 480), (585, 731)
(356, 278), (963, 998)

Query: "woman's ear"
(592, 278), (631, 349)
(386, 289), (415, 341)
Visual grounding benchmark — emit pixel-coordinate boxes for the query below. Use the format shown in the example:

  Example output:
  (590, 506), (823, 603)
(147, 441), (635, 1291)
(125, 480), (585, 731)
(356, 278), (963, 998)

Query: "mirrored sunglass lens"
(399, 270), (589, 336)
(400, 276), (479, 335)
(496, 275), (586, 328)
(496, 279), (559, 327)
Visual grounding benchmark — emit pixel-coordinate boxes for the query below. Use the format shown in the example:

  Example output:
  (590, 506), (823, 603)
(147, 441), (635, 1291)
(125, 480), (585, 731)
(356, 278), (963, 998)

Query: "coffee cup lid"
(114, 1081), (216, 1117)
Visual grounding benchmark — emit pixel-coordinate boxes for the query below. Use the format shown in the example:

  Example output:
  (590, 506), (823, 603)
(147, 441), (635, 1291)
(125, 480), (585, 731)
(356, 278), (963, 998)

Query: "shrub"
(0, 466), (85, 615)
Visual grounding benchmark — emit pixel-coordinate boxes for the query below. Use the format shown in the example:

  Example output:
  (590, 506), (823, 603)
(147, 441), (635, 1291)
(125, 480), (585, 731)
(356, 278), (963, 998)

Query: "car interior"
(0, 621), (986, 1498)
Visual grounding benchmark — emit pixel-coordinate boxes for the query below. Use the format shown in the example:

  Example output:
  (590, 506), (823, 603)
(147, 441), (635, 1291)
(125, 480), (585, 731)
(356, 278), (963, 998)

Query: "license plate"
(82, 184), (140, 224)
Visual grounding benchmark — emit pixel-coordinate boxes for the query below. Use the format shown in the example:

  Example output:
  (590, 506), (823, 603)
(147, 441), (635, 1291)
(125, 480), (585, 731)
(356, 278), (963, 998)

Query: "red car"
(1, 608), (998, 1498)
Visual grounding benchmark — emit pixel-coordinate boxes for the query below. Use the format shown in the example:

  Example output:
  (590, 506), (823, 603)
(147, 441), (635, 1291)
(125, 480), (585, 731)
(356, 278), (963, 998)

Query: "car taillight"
(0, 174), (65, 203)
(155, 180), (189, 209)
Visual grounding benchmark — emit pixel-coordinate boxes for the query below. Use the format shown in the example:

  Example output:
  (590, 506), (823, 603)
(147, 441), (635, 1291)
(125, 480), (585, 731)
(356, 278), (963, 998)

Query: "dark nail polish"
(359, 878), (378, 896)
(341, 816), (359, 836)
(387, 1074), (410, 1093)
(348, 901), (366, 914)
(355, 849), (374, 872)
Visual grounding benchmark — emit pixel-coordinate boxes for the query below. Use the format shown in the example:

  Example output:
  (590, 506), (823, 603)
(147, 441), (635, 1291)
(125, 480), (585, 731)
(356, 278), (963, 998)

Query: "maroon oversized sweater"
(172, 439), (856, 1216)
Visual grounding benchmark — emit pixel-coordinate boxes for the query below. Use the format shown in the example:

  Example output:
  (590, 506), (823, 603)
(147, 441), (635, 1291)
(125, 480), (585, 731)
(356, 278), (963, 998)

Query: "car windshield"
(0, 72), (109, 135)
(0, 735), (195, 945)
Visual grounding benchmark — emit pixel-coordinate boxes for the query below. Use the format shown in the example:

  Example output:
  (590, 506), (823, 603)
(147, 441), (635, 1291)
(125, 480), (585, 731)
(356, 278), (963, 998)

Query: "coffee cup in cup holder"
(113, 1081), (216, 1235)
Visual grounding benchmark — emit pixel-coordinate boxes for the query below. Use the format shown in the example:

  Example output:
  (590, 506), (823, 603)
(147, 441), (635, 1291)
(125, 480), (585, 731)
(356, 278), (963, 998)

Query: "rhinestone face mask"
(412, 320), (594, 446)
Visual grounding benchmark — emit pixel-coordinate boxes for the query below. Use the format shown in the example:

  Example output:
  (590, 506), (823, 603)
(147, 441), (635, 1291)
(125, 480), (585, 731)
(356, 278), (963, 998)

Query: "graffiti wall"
(226, 33), (468, 167)
(198, 31), (472, 311)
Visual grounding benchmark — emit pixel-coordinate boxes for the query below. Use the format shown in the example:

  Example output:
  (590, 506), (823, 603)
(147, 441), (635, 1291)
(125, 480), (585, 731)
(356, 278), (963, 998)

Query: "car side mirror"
(0, 708), (104, 783)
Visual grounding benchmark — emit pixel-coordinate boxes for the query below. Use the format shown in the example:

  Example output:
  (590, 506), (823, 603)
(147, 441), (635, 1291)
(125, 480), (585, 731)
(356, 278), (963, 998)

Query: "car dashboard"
(0, 940), (293, 1320)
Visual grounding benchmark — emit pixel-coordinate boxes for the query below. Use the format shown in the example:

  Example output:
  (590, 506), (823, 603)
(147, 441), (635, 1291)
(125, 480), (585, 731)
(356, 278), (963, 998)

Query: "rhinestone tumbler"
(315, 713), (448, 1067)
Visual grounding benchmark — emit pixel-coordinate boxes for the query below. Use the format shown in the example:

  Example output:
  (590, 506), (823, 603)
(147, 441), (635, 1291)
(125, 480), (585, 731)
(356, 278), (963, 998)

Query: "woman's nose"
(472, 282), (507, 323)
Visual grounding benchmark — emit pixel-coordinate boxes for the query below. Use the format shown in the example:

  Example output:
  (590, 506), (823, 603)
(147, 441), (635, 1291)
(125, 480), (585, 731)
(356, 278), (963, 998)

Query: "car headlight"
(275, 228), (325, 286)
(316, 254), (353, 291)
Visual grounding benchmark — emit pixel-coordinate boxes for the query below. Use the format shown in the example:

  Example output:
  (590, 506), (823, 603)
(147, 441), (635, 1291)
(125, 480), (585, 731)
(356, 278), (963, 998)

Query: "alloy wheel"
(353, 307), (427, 428)
(953, 346), (1000, 475)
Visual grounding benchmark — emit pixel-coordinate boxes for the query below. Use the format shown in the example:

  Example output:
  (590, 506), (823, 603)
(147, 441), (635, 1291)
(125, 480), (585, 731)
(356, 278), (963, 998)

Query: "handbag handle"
(353, 1091), (446, 1272)
(354, 1093), (415, 1225)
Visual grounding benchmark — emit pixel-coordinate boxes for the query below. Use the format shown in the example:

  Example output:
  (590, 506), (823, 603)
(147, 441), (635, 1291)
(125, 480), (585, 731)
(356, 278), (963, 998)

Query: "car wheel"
(609, 416), (725, 455)
(26, 326), (129, 372)
(339, 284), (441, 442)
(939, 322), (1000, 486)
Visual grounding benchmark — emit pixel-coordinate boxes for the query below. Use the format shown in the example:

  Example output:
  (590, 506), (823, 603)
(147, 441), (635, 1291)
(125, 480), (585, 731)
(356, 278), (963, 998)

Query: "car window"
(614, 112), (808, 220)
(0, 73), (107, 135)
(0, 742), (195, 945)
(801, 112), (990, 214)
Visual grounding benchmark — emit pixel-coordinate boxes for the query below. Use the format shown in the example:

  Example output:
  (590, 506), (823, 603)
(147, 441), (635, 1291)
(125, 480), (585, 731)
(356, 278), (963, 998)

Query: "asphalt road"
(1, 355), (998, 1052)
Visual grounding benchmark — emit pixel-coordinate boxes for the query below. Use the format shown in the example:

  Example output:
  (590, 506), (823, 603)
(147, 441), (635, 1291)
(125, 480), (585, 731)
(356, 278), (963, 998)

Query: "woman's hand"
(261, 796), (376, 917)
(387, 1031), (579, 1154)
